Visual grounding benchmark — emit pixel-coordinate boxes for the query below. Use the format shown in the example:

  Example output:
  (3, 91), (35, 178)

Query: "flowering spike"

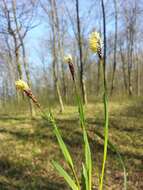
(89, 31), (103, 58)
(69, 62), (75, 81)
(15, 80), (30, 91)
(63, 54), (75, 81)
(15, 79), (40, 108)
(64, 54), (72, 64)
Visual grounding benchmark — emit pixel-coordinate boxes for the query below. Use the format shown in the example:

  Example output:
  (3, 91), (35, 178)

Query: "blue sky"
(25, 0), (114, 67)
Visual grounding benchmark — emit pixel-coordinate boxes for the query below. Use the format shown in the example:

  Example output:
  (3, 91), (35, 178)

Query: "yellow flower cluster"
(15, 80), (30, 91)
(89, 32), (102, 53)
(64, 54), (72, 64)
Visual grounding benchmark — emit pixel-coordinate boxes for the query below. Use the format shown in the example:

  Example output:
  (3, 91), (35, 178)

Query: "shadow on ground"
(0, 100), (143, 189)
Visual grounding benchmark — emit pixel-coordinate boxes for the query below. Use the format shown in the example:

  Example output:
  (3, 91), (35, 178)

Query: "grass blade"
(76, 95), (92, 190)
(52, 161), (79, 190)
(49, 112), (74, 168)
(82, 163), (88, 190)
(44, 111), (80, 189)
(94, 130), (127, 190)
(83, 129), (92, 190)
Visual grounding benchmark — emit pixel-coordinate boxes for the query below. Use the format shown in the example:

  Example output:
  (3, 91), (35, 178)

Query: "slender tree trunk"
(50, 0), (64, 112)
(75, 0), (87, 105)
(53, 55), (64, 112)
(137, 61), (141, 96)
(119, 44), (128, 92)
(14, 38), (22, 104)
(61, 56), (67, 102)
(137, 56), (140, 96)
(7, 8), (22, 79)
(14, 39), (22, 79)
(127, 43), (132, 96)
(127, 27), (134, 96)
(22, 46), (35, 117)
(19, 35), (35, 117)
(55, 2), (67, 103)
(12, 0), (35, 117)
(128, 67), (132, 96)
(110, 0), (118, 95)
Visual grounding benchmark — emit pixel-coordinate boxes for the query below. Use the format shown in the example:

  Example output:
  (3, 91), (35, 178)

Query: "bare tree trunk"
(50, 0), (64, 112)
(110, 0), (118, 95)
(6, 6), (22, 80)
(75, 0), (87, 105)
(127, 30), (133, 96)
(53, 55), (64, 112)
(136, 54), (140, 96)
(4, 34), (20, 103)
(119, 44), (128, 92)
(21, 45), (35, 117)
(12, 34), (22, 104)
(61, 51), (67, 102)
(12, 0), (35, 117)
(2, 0), (22, 102)
(128, 67), (133, 96)
(54, 1), (67, 103)
(14, 37), (22, 79)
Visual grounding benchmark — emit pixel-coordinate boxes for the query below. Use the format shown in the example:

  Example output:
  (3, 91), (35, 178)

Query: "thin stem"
(99, 0), (109, 189)
(71, 166), (81, 190)
(99, 60), (109, 190)
(99, 90), (109, 190)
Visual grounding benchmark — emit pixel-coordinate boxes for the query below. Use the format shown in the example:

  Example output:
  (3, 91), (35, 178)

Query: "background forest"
(0, 0), (142, 190)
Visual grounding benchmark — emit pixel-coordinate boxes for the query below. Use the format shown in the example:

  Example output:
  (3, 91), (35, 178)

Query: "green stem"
(94, 130), (127, 190)
(99, 56), (109, 190)
(71, 166), (81, 190)
(99, 92), (109, 190)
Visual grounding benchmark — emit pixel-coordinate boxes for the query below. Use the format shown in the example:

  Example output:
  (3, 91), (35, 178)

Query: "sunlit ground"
(0, 98), (142, 189)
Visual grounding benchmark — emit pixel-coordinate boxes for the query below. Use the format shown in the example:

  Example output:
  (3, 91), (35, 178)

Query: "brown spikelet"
(68, 62), (75, 81)
(24, 89), (41, 108)
(97, 47), (102, 59)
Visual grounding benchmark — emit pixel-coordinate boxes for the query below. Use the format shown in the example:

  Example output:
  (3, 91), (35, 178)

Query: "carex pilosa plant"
(15, 31), (127, 190)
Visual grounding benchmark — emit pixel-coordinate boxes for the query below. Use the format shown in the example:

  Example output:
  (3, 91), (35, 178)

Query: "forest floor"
(0, 98), (143, 190)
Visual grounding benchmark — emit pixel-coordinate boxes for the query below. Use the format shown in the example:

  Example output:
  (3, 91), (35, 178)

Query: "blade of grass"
(94, 130), (127, 190)
(49, 111), (81, 190)
(82, 163), (88, 190)
(76, 93), (92, 190)
(83, 129), (92, 190)
(52, 161), (79, 190)
(49, 112), (74, 168)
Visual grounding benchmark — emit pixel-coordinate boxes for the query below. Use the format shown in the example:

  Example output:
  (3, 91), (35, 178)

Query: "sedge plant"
(64, 54), (92, 190)
(15, 31), (127, 190)
(15, 80), (80, 190)
(89, 31), (127, 190)
(15, 77), (92, 190)
(89, 31), (109, 190)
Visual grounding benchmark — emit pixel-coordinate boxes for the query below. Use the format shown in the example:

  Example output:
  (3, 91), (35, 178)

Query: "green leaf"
(82, 163), (88, 190)
(83, 129), (92, 190)
(52, 161), (79, 190)
(49, 112), (74, 169)
(76, 95), (92, 190)
(95, 130), (127, 190)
